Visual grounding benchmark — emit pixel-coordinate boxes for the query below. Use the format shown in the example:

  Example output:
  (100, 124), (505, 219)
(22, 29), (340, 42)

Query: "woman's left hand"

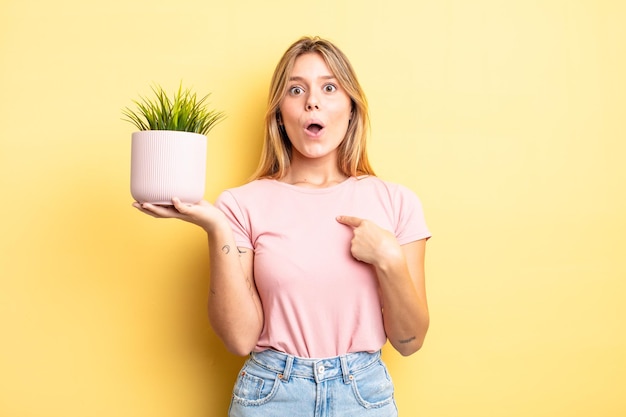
(336, 216), (403, 267)
(337, 215), (429, 356)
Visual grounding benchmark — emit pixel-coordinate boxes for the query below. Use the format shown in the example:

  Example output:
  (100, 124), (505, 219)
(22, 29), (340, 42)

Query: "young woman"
(134, 36), (431, 417)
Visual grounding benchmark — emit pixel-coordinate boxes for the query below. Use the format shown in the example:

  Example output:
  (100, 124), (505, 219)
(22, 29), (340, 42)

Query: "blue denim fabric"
(228, 349), (398, 417)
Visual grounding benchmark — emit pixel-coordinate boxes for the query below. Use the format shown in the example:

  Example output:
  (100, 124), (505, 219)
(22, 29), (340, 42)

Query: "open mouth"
(305, 122), (325, 135)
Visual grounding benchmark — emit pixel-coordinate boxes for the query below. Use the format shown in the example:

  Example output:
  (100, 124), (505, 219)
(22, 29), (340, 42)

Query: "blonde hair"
(251, 36), (375, 180)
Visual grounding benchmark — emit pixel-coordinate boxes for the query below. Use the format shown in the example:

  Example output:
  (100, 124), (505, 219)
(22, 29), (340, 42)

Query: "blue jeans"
(228, 349), (398, 417)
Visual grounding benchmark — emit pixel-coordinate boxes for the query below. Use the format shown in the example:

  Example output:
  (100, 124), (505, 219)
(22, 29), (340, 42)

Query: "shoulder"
(352, 175), (418, 201)
(217, 179), (277, 201)
(354, 175), (401, 189)
(226, 178), (277, 194)
(214, 180), (282, 226)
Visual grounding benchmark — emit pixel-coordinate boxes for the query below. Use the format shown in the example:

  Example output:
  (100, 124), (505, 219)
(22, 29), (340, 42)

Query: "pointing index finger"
(336, 215), (363, 227)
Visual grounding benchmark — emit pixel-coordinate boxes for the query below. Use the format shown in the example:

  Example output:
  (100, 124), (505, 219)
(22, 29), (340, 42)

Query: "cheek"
(279, 102), (301, 124)
(330, 99), (353, 120)
(330, 105), (352, 129)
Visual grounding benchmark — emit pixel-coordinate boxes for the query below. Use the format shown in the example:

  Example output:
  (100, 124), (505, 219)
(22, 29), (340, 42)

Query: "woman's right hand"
(132, 197), (226, 232)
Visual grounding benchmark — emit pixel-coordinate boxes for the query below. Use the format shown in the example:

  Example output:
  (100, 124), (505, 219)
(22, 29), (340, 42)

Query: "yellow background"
(1, 0), (624, 416)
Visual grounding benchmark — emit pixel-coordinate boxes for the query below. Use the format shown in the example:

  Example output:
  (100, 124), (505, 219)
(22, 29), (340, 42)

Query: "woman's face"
(279, 53), (352, 164)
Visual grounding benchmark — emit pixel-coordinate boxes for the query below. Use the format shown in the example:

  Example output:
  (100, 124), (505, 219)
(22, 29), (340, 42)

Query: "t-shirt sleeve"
(393, 184), (431, 245)
(214, 190), (254, 249)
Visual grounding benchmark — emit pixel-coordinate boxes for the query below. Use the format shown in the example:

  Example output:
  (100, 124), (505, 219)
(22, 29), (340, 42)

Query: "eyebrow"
(288, 75), (336, 82)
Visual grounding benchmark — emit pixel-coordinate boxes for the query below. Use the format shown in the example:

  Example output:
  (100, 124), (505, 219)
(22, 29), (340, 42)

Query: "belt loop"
(340, 354), (351, 384)
(282, 354), (294, 382)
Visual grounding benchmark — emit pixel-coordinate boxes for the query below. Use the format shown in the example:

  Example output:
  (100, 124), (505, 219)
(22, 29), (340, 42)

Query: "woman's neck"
(281, 163), (348, 188)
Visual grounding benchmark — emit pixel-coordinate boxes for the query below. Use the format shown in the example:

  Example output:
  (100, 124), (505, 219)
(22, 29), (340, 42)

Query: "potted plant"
(123, 83), (225, 205)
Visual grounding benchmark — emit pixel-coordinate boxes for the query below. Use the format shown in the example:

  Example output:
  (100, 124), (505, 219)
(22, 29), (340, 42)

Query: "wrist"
(374, 244), (405, 274)
(202, 210), (229, 234)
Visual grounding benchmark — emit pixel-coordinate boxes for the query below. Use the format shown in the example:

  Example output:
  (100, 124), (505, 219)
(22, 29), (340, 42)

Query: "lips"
(305, 120), (325, 135)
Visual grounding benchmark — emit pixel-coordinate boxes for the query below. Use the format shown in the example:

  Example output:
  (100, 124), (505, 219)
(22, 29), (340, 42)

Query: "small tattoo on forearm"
(222, 245), (247, 255)
(399, 336), (416, 344)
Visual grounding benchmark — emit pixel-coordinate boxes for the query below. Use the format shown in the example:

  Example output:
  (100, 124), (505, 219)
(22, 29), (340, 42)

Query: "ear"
(276, 111), (283, 125)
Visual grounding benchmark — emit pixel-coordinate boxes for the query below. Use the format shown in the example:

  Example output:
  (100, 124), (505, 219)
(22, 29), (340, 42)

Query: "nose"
(305, 93), (320, 111)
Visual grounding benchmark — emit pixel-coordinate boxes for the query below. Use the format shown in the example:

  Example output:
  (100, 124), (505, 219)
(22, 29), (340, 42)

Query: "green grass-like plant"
(122, 83), (225, 135)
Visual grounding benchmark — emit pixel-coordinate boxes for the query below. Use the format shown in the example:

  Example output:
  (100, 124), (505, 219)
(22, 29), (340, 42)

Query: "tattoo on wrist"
(399, 336), (416, 344)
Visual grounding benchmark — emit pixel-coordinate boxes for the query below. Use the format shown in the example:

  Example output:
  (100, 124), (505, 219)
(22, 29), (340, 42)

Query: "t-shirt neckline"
(266, 176), (362, 194)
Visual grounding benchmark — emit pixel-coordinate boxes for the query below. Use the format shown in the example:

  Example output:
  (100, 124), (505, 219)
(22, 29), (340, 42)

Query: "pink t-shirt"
(215, 176), (430, 358)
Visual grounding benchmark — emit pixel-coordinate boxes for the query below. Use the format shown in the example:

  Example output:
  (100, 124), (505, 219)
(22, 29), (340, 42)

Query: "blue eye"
(324, 84), (337, 93)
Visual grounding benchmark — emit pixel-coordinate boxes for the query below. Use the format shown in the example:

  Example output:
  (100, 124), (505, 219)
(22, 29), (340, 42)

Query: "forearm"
(132, 200), (263, 354)
(376, 248), (429, 356)
(206, 221), (263, 356)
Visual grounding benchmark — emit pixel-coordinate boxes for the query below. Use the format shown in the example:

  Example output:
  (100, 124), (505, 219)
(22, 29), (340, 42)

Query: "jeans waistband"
(249, 349), (381, 384)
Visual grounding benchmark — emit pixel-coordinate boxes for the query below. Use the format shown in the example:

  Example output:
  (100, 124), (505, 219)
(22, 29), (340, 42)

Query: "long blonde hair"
(251, 36), (375, 180)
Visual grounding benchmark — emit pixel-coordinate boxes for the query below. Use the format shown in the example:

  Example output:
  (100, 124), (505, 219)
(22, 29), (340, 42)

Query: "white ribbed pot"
(130, 130), (207, 205)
